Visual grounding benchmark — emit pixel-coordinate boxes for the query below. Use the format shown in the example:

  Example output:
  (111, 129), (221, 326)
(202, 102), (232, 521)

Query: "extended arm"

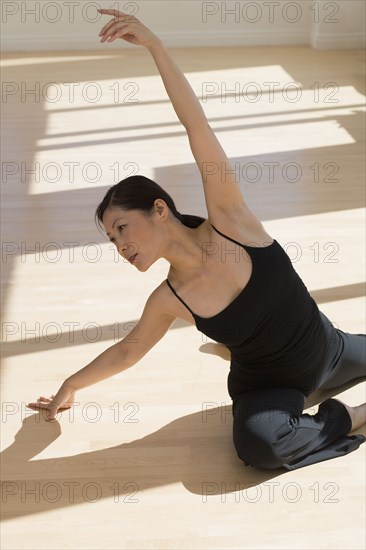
(146, 40), (257, 221)
(98, 9), (206, 129)
(97, 9), (262, 228)
(147, 40), (207, 130)
(28, 286), (176, 420)
(65, 341), (135, 391)
(27, 343), (132, 421)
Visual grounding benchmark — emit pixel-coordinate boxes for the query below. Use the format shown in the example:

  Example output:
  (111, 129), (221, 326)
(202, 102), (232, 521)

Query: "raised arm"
(98, 8), (206, 129)
(97, 9), (260, 226)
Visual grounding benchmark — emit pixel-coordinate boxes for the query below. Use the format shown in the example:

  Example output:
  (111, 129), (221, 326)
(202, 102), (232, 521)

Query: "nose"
(112, 237), (136, 260)
(113, 237), (127, 257)
(119, 245), (128, 258)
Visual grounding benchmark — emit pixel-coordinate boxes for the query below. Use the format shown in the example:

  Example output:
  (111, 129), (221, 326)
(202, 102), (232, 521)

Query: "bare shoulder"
(207, 206), (274, 246)
(148, 281), (177, 319)
(153, 280), (196, 325)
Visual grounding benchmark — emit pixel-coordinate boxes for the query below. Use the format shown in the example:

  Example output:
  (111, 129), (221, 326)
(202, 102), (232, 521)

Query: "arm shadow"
(1, 405), (284, 521)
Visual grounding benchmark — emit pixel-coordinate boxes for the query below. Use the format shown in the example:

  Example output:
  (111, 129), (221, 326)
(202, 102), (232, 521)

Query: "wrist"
(146, 36), (164, 53)
(63, 377), (78, 392)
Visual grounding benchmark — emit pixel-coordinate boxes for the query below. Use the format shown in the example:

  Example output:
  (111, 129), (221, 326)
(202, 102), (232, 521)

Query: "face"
(102, 202), (168, 271)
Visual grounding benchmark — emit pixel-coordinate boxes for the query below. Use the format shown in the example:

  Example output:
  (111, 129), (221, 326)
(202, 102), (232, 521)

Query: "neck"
(162, 220), (210, 280)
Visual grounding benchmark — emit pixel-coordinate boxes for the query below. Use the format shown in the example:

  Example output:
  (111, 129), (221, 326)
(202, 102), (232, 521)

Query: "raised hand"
(97, 8), (160, 48)
(27, 385), (77, 421)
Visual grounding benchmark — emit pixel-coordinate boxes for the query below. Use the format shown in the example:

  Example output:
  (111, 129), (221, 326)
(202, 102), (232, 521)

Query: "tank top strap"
(166, 278), (196, 317)
(210, 223), (275, 250)
(210, 223), (249, 249)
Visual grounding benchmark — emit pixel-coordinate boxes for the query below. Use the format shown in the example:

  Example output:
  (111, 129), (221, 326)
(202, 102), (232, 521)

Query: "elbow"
(185, 118), (209, 133)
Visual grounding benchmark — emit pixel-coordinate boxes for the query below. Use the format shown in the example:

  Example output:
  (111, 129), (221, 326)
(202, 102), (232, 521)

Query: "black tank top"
(166, 223), (342, 395)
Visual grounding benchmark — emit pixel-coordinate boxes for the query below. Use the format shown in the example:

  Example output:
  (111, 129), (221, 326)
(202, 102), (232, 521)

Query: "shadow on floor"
(2, 405), (283, 520)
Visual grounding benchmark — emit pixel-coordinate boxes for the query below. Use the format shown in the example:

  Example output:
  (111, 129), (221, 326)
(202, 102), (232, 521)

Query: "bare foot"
(333, 399), (366, 431)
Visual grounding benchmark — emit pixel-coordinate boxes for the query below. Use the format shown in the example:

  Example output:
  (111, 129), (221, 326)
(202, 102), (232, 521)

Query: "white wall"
(311, 0), (366, 49)
(0, 0), (364, 51)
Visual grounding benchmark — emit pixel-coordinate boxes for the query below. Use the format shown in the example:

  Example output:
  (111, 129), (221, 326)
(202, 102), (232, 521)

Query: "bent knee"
(231, 388), (305, 469)
(236, 447), (285, 470)
(234, 435), (285, 470)
(233, 412), (294, 470)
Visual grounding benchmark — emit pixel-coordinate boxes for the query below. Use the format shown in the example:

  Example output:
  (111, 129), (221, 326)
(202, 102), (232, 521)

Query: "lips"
(128, 254), (138, 263)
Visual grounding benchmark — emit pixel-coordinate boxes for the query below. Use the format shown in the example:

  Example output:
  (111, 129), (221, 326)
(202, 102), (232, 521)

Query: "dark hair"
(95, 175), (206, 231)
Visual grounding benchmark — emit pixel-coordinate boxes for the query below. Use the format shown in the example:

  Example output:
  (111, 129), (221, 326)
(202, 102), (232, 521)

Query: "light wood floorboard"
(1, 45), (365, 549)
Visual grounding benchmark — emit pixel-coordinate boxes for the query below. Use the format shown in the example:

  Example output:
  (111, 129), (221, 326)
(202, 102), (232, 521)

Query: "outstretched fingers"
(104, 27), (130, 43)
(97, 8), (130, 17)
(27, 395), (53, 408)
(98, 8), (136, 24)
(99, 18), (135, 42)
(26, 394), (70, 412)
(98, 18), (118, 37)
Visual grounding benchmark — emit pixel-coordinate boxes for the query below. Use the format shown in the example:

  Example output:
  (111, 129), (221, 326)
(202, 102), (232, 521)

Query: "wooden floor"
(1, 45), (365, 549)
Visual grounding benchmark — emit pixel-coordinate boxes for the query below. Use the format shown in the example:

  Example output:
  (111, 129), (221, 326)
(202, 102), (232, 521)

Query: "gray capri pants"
(231, 312), (366, 470)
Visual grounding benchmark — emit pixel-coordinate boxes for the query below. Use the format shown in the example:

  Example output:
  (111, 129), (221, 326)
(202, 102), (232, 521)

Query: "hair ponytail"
(174, 210), (207, 228)
(95, 175), (206, 230)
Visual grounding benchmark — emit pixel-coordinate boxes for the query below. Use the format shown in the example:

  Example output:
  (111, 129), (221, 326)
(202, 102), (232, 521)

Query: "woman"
(28, 9), (366, 470)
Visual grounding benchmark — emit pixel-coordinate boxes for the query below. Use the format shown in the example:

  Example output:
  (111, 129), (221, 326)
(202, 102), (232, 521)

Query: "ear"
(153, 199), (169, 220)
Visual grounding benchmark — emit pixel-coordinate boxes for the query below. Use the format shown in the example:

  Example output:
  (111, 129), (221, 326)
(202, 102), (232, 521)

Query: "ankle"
(333, 399), (366, 431)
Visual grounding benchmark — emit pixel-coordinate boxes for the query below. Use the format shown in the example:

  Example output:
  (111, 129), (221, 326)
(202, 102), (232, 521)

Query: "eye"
(109, 225), (126, 243)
